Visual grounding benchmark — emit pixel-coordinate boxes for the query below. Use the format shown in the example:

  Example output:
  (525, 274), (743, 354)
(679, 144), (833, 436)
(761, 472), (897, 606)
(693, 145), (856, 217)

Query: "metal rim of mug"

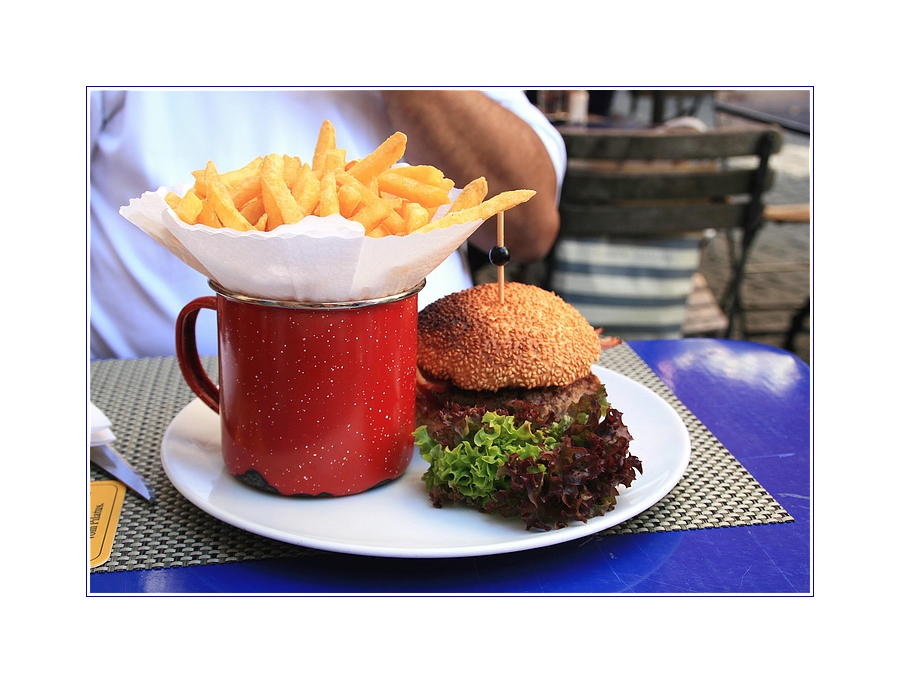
(207, 279), (426, 310)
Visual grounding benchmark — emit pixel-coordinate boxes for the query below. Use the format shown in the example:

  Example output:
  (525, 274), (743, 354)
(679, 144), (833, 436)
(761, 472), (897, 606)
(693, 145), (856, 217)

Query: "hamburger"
(413, 282), (642, 531)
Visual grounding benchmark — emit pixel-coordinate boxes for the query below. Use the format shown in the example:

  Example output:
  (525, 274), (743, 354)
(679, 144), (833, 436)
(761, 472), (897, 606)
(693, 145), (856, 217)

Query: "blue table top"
(89, 338), (811, 594)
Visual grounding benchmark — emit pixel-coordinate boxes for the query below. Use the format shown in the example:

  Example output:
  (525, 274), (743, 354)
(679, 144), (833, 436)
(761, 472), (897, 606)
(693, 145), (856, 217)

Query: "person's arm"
(380, 90), (560, 264)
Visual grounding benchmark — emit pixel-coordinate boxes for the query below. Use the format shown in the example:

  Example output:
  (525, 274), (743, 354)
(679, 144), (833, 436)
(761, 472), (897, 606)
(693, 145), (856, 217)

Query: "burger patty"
(416, 372), (602, 429)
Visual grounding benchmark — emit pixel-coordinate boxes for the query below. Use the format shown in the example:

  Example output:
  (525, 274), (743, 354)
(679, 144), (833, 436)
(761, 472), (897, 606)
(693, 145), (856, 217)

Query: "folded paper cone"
(120, 186), (484, 302)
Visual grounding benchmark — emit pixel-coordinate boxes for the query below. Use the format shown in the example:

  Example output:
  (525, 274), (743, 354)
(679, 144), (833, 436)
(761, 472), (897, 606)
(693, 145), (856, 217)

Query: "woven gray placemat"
(88, 344), (792, 573)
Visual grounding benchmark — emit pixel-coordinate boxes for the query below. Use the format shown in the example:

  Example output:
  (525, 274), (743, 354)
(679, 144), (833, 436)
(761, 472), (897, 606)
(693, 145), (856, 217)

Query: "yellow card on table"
(90, 480), (126, 568)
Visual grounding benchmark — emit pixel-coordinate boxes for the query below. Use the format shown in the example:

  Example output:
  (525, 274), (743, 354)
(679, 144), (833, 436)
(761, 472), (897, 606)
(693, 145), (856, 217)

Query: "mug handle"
(175, 296), (220, 414)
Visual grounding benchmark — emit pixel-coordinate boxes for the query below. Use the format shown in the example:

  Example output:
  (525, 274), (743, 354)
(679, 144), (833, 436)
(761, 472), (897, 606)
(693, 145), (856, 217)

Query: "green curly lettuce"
(416, 412), (558, 506)
(413, 389), (641, 531)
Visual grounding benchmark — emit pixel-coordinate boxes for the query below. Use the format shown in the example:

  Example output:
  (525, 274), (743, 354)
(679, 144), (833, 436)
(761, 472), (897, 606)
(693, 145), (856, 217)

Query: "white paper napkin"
(119, 185), (483, 303)
(90, 402), (115, 447)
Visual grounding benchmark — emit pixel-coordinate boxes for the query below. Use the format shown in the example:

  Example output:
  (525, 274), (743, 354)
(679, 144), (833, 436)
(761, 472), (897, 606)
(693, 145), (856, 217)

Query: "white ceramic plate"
(160, 368), (690, 558)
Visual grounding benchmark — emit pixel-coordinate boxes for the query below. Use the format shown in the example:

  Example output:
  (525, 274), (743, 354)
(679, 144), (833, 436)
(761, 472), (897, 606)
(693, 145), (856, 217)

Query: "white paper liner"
(120, 184), (483, 302)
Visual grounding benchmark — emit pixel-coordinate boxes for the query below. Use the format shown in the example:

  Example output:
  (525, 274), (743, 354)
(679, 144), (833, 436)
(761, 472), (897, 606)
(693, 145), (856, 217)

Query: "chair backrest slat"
(558, 125), (783, 161)
(559, 202), (748, 237)
(562, 166), (774, 204)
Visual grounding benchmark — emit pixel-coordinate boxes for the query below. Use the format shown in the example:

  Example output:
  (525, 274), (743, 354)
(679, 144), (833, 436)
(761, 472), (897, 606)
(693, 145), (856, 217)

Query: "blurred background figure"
(90, 89), (565, 360)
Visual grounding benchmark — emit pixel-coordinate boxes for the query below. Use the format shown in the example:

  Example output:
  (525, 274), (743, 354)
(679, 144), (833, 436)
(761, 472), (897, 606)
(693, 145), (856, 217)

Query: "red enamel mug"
(175, 279), (423, 497)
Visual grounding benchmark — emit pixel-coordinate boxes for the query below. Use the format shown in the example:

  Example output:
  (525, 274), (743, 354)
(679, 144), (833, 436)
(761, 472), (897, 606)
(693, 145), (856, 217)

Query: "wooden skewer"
(497, 211), (505, 304)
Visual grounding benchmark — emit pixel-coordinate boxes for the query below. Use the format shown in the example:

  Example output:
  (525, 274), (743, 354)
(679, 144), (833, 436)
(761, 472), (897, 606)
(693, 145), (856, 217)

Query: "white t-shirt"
(89, 90), (565, 359)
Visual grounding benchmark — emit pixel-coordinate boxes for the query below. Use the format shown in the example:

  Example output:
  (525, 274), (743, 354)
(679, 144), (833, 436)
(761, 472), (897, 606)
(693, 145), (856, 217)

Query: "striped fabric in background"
(550, 235), (703, 339)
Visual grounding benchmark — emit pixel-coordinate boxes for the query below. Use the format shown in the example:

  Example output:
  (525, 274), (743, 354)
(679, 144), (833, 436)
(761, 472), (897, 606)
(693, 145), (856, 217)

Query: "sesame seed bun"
(417, 282), (602, 392)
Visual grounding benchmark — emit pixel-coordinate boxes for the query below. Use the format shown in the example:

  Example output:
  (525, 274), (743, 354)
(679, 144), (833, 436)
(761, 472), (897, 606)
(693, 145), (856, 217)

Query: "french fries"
(312, 120), (336, 173)
(416, 189), (536, 233)
(205, 161), (254, 232)
(447, 176), (488, 213)
(166, 120), (534, 237)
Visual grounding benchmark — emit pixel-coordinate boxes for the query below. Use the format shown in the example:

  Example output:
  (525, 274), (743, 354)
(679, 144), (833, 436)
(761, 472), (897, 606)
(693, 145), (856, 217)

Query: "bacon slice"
(595, 328), (622, 350)
(416, 367), (450, 393)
